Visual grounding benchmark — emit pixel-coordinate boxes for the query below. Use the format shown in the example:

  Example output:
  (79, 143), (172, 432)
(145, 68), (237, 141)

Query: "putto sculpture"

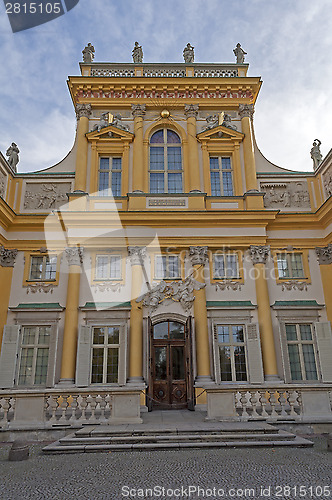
(310, 139), (323, 170)
(132, 42), (143, 63)
(82, 43), (95, 63)
(233, 43), (247, 64)
(183, 43), (194, 63)
(6, 142), (19, 171)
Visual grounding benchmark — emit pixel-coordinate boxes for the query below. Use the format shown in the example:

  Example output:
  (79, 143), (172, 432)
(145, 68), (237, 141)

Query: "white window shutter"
(212, 325), (221, 384)
(118, 325), (127, 386)
(75, 325), (92, 387)
(0, 325), (20, 389)
(246, 323), (264, 384)
(46, 324), (59, 388)
(315, 322), (332, 382)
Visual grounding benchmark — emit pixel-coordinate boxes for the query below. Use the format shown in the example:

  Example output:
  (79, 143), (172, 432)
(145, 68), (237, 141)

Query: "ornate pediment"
(197, 124), (244, 142)
(86, 125), (134, 142)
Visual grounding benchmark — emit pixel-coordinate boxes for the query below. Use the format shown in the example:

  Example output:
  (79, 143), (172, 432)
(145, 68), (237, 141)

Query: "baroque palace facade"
(0, 45), (332, 428)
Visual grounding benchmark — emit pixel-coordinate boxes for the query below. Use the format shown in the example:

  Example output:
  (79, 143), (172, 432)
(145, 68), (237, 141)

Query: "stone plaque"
(147, 197), (188, 208)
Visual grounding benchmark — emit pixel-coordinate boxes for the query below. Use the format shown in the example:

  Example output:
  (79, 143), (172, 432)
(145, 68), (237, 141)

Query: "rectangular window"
(155, 255), (180, 279)
(95, 255), (121, 280)
(98, 157), (122, 197)
(29, 255), (57, 281)
(91, 326), (120, 384)
(213, 253), (239, 279)
(210, 157), (234, 196)
(217, 325), (247, 382)
(18, 326), (51, 386)
(277, 253), (305, 279)
(285, 323), (318, 381)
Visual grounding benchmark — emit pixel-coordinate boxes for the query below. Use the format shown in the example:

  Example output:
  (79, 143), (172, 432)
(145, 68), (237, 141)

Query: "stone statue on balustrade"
(183, 43), (194, 63)
(82, 43), (95, 63)
(310, 139), (323, 169)
(132, 42), (143, 63)
(6, 143), (19, 172)
(233, 43), (247, 64)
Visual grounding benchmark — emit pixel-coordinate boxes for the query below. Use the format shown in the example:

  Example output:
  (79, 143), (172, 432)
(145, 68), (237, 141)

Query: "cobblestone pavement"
(0, 437), (331, 500)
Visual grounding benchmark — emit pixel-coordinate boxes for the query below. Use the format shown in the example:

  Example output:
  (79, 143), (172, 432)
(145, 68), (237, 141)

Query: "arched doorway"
(147, 318), (194, 410)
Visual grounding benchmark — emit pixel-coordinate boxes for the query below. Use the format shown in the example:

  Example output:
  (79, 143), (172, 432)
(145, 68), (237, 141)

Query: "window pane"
(172, 346), (185, 380)
(150, 130), (164, 144)
(45, 256), (57, 280)
(225, 254), (238, 278)
(99, 158), (109, 170)
(219, 346), (232, 381)
(302, 344), (318, 380)
(167, 147), (182, 170)
(210, 157), (219, 170)
(150, 147), (164, 170)
(38, 327), (51, 346)
(98, 171), (109, 195)
(168, 256), (180, 278)
(221, 157), (231, 170)
(169, 321), (184, 339)
(110, 256), (121, 279)
(277, 255), (289, 278)
(217, 325), (230, 343)
(22, 327), (37, 345)
(155, 347), (167, 379)
(30, 256), (43, 280)
(222, 171), (233, 196)
(285, 324), (297, 341)
(150, 173), (164, 193)
(154, 322), (168, 339)
(18, 348), (34, 385)
(155, 255), (166, 279)
(168, 173), (182, 193)
(111, 171), (121, 197)
(112, 158), (122, 170)
(300, 324), (312, 341)
(96, 256), (109, 279)
(214, 254), (225, 279)
(234, 345), (247, 381)
(34, 348), (49, 385)
(106, 348), (118, 383)
(93, 327), (105, 345)
(167, 130), (181, 144)
(107, 327), (119, 344)
(210, 171), (221, 196)
(91, 348), (104, 384)
(232, 325), (244, 343)
(288, 344), (302, 380)
(290, 254), (304, 278)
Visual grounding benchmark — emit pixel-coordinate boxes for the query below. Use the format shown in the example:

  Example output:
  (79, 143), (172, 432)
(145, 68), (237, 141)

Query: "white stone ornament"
(316, 244), (332, 265)
(249, 245), (270, 264)
(65, 247), (84, 267)
(0, 246), (18, 267)
(75, 103), (92, 120)
(189, 246), (208, 266)
(128, 246), (147, 266)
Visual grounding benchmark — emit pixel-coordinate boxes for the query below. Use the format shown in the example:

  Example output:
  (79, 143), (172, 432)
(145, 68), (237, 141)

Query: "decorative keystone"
(189, 246), (208, 266)
(315, 244), (332, 265)
(249, 245), (270, 265)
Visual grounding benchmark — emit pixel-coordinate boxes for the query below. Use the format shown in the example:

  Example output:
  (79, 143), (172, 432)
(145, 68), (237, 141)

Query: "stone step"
(43, 435), (313, 454)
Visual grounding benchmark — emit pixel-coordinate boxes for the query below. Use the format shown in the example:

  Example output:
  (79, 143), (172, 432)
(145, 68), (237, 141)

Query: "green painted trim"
(207, 301), (254, 308)
(273, 300), (323, 307)
(82, 301), (131, 309)
(11, 303), (63, 310)
(18, 172), (75, 177)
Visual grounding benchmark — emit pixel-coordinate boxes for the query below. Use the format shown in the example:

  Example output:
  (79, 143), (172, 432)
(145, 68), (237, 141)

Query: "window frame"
(284, 322), (319, 382)
(17, 325), (52, 387)
(152, 253), (183, 281)
(94, 254), (122, 281)
(209, 251), (243, 283)
(214, 324), (248, 383)
(26, 254), (58, 283)
(209, 156), (234, 197)
(90, 325), (121, 385)
(148, 129), (183, 194)
(98, 156), (122, 197)
(273, 250), (310, 283)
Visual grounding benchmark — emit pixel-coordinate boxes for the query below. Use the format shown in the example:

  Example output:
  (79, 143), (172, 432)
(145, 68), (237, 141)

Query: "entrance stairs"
(43, 410), (313, 454)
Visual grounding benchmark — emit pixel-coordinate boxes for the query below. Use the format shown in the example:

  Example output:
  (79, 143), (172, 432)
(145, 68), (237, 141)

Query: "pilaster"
(74, 104), (92, 192)
(316, 245), (332, 322)
(239, 104), (258, 194)
(0, 247), (17, 349)
(131, 104), (146, 193)
(184, 105), (201, 192)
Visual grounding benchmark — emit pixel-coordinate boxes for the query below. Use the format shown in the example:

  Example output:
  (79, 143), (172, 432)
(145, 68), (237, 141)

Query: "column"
(189, 246), (212, 382)
(131, 104), (146, 193)
(239, 104), (258, 192)
(315, 244), (332, 322)
(184, 104), (201, 192)
(60, 247), (84, 384)
(128, 246), (146, 383)
(0, 247), (17, 348)
(74, 103), (92, 192)
(249, 245), (278, 380)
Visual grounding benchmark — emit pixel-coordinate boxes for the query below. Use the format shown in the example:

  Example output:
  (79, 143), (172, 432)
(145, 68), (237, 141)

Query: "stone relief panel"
(0, 169), (7, 198)
(23, 182), (72, 211)
(322, 167), (332, 198)
(260, 182), (311, 210)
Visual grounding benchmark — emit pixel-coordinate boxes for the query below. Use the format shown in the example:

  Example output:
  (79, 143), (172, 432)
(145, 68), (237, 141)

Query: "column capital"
(75, 103), (92, 120)
(315, 244), (332, 265)
(189, 246), (208, 266)
(131, 104), (146, 118)
(128, 246), (147, 266)
(184, 104), (199, 119)
(249, 245), (270, 264)
(239, 103), (254, 119)
(65, 247), (84, 266)
(0, 246), (18, 267)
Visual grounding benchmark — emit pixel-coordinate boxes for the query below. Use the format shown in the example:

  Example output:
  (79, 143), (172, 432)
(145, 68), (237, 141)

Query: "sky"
(0, 0), (331, 173)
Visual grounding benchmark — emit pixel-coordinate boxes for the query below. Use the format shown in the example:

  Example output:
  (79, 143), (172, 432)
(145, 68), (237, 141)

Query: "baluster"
(1, 397), (11, 426)
(87, 395), (97, 422)
(250, 391), (259, 418)
(58, 395), (69, 422)
(234, 391), (241, 417)
(97, 395), (107, 422)
(279, 392), (288, 417)
(47, 395), (58, 422)
(69, 395), (79, 422)
(269, 392), (278, 418)
(240, 392), (249, 420)
(259, 391), (269, 418)
(105, 394), (112, 421)
(288, 391), (298, 417)
(79, 395), (88, 422)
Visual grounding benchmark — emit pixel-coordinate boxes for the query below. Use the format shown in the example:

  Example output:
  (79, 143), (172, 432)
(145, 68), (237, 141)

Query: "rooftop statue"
(82, 43), (95, 63)
(6, 142), (19, 172)
(132, 42), (143, 63)
(183, 43), (194, 63)
(310, 139), (323, 169)
(233, 43), (247, 64)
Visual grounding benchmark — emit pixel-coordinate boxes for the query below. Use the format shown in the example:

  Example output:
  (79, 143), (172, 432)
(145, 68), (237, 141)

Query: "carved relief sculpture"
(183, 43), (194, 63)
(82, 43), (95, 63)
(132, 42), (143, 63)
(261, 182), (310, 209)
(91, 112), (110, 132)
(0, 170), (6, 198)
(6, 143), (19, 172)
(0, 246), (18, 267)
(233, 43), (247, 64)
(310, 139), (323, 170)
(112, 114), (130, 132)
(202, 112), (237, 133)
(23, 183), (71, 210)
(323, 169), (332, 197)
(249, 245), (270, 265)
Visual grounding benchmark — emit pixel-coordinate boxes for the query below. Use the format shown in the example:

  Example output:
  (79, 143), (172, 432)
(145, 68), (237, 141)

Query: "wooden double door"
(148, 318), (194, 410)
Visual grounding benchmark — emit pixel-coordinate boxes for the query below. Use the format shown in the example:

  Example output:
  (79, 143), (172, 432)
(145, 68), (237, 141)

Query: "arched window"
(149, 129), (183, 193)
